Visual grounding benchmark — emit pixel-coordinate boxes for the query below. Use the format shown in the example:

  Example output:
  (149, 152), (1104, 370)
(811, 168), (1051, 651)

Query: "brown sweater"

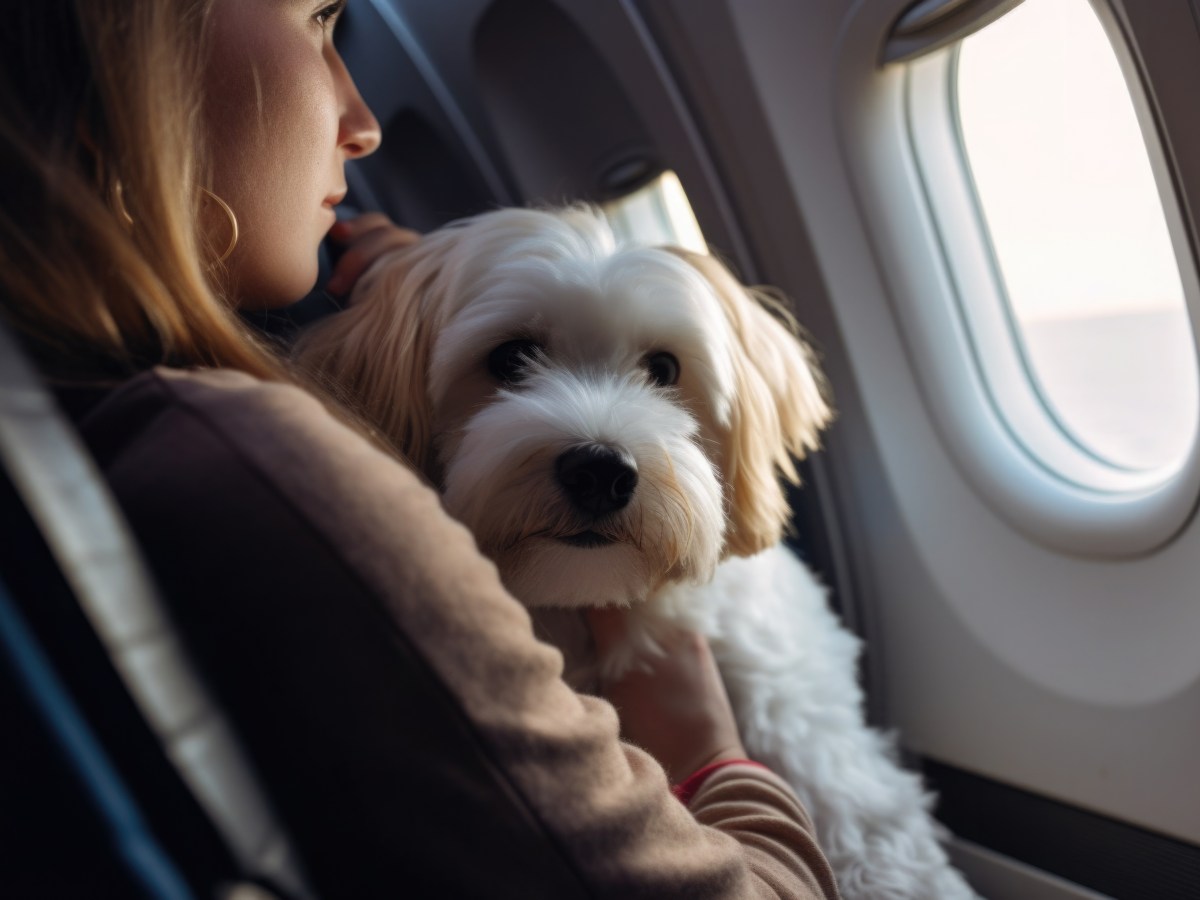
(69, 366), (838, 900)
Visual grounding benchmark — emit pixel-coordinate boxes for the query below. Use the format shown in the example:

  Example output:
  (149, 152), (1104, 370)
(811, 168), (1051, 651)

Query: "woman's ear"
(668, 248), (834, 557)
(292, 241), (447, 476)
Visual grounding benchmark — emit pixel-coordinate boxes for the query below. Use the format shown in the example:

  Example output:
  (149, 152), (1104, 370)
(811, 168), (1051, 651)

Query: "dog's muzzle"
(555, 444), (638, 517)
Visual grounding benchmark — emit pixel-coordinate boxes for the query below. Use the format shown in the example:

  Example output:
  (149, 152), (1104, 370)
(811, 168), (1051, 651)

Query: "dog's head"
(294, 206), (832, 607)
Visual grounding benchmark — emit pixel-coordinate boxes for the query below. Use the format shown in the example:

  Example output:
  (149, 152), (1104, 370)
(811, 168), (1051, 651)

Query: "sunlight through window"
(957, 0), (1198, 470)
(601, 170), (707, 254)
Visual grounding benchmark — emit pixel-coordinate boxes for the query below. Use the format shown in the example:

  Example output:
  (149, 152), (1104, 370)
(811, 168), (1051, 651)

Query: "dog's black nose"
(556, 445), (638, 516)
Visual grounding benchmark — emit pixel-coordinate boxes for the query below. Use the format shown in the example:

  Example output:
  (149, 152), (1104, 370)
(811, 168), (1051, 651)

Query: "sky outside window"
(957, 0), (1198, 470)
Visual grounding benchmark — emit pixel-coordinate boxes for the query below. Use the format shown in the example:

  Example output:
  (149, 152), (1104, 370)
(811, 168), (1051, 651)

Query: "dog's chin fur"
(293, 206), (978, 899)
(503, 540), (649, 608)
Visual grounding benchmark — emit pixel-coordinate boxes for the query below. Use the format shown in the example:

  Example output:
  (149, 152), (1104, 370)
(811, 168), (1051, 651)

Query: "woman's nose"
(334, 53), (381, 159)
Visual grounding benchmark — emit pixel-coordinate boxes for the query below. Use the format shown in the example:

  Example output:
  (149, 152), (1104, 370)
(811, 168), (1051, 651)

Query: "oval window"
(956, 0), (1198, 471)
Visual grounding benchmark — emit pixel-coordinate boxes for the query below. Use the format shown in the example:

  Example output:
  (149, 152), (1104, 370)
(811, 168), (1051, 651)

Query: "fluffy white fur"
(294, 206), (978, 899)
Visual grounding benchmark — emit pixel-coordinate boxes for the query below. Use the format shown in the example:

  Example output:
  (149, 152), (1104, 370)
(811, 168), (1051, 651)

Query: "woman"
(0, 1), (838, 897)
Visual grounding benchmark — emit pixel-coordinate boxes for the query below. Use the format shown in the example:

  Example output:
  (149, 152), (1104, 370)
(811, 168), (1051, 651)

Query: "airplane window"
(601, 170), (708, 253)
(955, 0), (1198, 471)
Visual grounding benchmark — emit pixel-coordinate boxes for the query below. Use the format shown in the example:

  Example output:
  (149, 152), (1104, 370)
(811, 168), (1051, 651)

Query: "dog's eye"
(645, 352), (680, 387)
(488, 339), (543, 384)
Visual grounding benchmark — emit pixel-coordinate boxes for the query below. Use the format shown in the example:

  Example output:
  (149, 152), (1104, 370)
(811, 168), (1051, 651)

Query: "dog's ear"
(669, 248), (834, 557)
(292, 241), (449, 476)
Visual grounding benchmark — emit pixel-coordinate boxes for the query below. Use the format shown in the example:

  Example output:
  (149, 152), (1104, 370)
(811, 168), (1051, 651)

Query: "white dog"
(294, 206), (977, 900)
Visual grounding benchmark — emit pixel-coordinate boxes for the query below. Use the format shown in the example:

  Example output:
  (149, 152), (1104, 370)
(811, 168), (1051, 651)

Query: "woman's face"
(204, 0), (380, 308)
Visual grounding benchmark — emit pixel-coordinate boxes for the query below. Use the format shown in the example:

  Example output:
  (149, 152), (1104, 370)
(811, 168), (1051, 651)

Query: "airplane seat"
(0, 317), (311, 900)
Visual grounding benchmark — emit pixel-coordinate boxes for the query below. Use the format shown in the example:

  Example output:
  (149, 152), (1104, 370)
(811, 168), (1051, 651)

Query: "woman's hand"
(586, 607), (748, 784)
(325, 212), (420, 298)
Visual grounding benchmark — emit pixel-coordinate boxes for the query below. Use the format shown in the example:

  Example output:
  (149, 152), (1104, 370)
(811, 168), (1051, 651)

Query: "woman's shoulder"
(79, 365), (412, 501)
(80, 365), (349, 461)
(73, 364), (469, 607)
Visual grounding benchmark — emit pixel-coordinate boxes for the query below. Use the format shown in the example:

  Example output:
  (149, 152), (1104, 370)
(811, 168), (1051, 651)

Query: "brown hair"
(0, 0), (287, 380)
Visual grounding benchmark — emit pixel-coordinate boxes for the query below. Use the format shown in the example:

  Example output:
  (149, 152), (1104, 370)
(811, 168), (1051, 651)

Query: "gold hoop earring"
(111, 179), (135, 229)
(91, 145), (134, 229)
(201, 188), (239, 263)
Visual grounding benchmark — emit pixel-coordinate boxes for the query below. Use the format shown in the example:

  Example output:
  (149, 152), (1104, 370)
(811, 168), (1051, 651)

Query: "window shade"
(883, 0), (1026, 64)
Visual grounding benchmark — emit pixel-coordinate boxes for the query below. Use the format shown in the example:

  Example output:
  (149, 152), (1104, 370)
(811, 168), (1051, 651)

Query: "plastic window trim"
(873, 0), (1200, 556)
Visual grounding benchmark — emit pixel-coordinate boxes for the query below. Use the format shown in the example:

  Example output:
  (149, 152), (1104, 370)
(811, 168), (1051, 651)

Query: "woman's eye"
(315, 0), (346, 29)
(487, 340), (543, 384)
(645, 352), (680, 387)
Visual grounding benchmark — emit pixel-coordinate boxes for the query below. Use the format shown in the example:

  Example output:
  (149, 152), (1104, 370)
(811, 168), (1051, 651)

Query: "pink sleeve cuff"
(671, 758), (770, 806)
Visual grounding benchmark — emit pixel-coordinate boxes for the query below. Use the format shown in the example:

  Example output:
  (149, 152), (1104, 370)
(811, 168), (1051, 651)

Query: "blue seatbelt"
(0, 572), (195, 900)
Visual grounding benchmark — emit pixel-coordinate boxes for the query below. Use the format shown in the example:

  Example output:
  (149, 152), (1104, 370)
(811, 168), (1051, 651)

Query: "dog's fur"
(294, 206), (977, 899)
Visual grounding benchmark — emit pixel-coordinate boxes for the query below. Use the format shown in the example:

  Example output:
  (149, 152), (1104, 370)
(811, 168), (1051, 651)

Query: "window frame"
(877, 0), (1200, 557)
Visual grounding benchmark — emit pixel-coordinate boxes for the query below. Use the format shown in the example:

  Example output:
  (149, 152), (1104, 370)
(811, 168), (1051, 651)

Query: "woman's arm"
(80, 366), (838, 899)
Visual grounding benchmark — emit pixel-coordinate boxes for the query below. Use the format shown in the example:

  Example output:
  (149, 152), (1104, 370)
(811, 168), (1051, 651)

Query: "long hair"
(0, 0), (287, 380)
